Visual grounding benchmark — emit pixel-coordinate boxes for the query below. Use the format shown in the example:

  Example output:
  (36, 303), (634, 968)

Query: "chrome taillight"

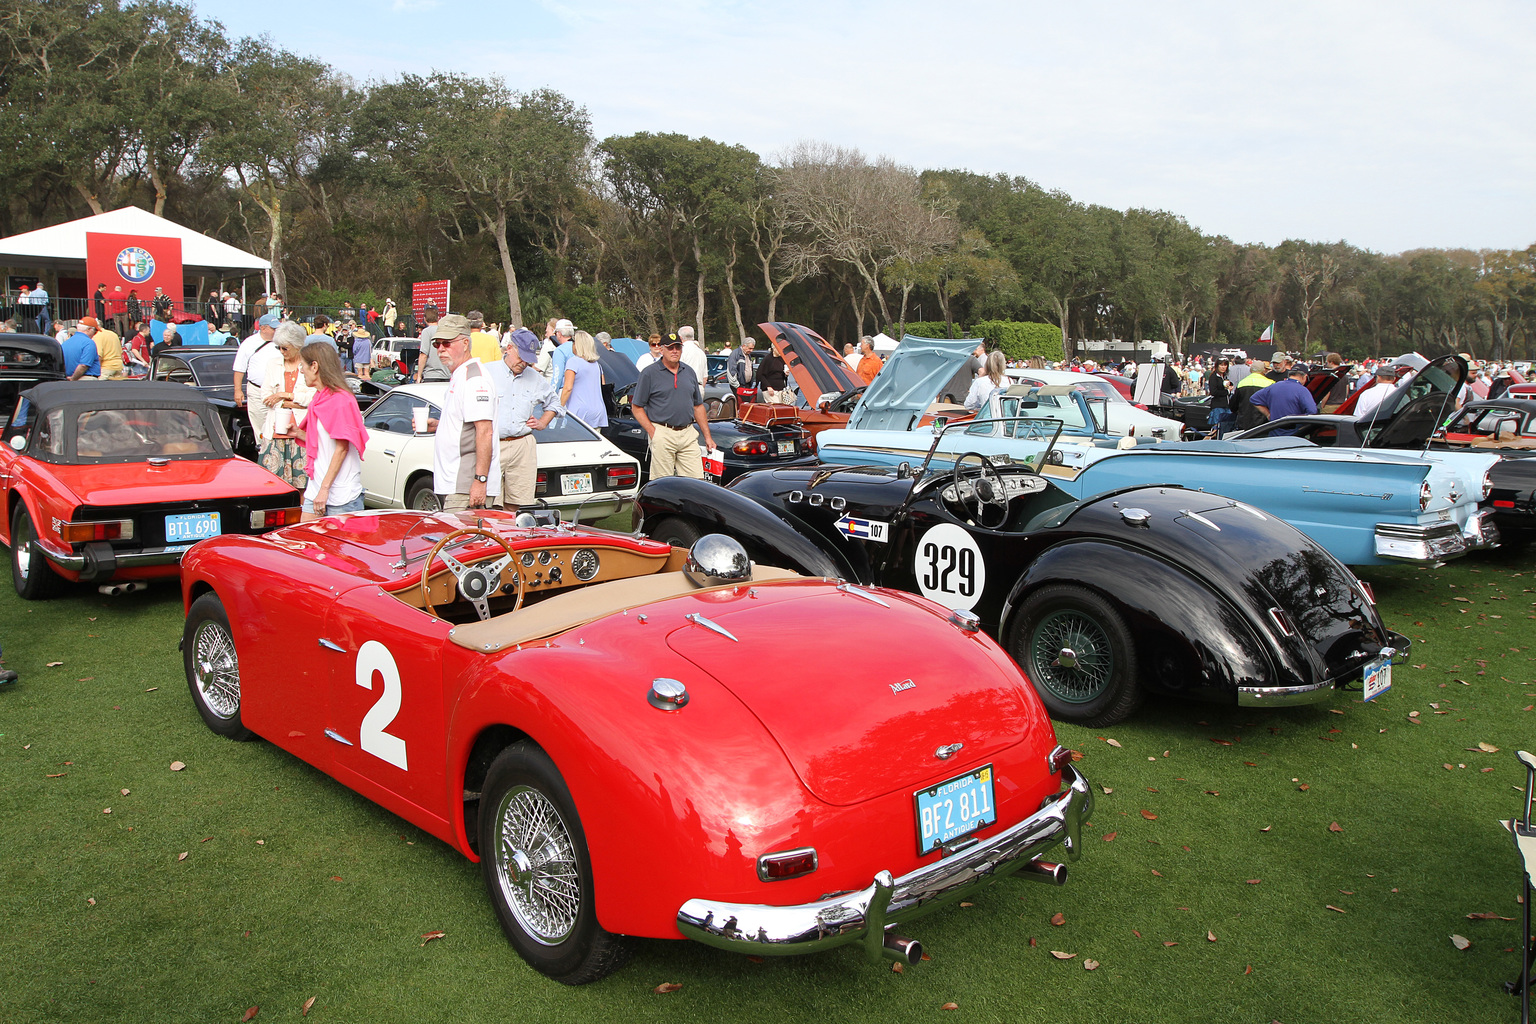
(1419, 480), (1433, 511)
(1047, 745), (1077, 774)
(1359, 580), (1376, 604)
(535, 470), (548, 495)
(606, 465), (637, 489)
(1481, 469), (1494, 501)
(1268, 607), (1296, 637)
(757, 847), (817, 882)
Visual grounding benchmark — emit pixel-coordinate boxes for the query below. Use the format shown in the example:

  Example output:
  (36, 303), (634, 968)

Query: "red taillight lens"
(536, 471), (547, 495)
(1494, 499), (1516, 508)
(1359, 581), (1376, 604)
(1419, 480), (1433, 511)
(733, 440), (770, 456)
(250, 507), (302, 530)
(1047, 745), (1078, 774)
(801, 434), (816, 453)
(606, 465), (637, 488)
(757, 847), (817, 882)
(60, 520), (132, 543)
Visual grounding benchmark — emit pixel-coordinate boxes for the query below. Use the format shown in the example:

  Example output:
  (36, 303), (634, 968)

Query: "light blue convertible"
(815, 337), (1500, 566)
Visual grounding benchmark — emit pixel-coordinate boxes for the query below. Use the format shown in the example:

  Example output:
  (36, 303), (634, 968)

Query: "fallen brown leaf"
(941, 1003), (959, 1011)
(1141, 809), (1158, 820)
(891, 962), (903, 973)
(1029, 937), (1037, 947)
(169, 761), (185, 771)
(145, 687), (157, 692)
(86, 897), (95, 906)
(1329, 822), (1344, 832)
(1103, 832), (1117, 842)
(177, 852), (188, 862)
(1207, 930), (1217, 942)
(1104, 738), (1122, 748)
(1084, 958), (1100, 970)
(301, 996), (316, 1017)
(1330, 709), (1345, 715)
(1247, 879), (1262, 884)
(46, 773), (65, 778)
(1151, 869), (1163, 877)
(1163, 941), (1178, 947)
(1480, 742), (1500, 753)
(1443, 763), (1456, 771)
(45, 661), (62, 668)
(1049, 950), (1077, 959)
(654, 983), (683, 993)
(1298, 784), (1310, 791)
(1260, 826), (1272, 833)
(1245, 965), (1253, 975)
(241, 1009), (258, 1022)
(959, 901), (973, 908)
(1467, 912), (1516, 921)
(1450, 934), (1471, 950)
(102, 808), (111, 814)
(747, 955), (765, 964)
(1101, 785), (1114, 795)
(1326, 905), (1347, 913)
(419, 930), (446, 946)
(1132, 929), (1141, 938)
(1050, 912), (1066, 926)
(120, 788), (129, 796)
(1211, 738), (1232, 745)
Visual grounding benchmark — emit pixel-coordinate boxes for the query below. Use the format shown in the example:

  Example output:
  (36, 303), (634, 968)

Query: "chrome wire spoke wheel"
(191, 618), (241, 719)
(15, 533), (31, 579)
(493, 785), (582, 945)
(1030, 609), (1114, 703)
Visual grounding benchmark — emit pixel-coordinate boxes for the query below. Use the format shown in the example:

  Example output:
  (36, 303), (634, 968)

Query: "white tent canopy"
(0, 206), (269, 275)
(871, 332), (898, 353)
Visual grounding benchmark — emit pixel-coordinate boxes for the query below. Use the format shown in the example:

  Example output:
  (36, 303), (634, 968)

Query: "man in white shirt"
(548, 318), (576, 385)
(677, 325), (708, 383)
(429, 314), (500, 510)
(1352, 364), (1399, 421)
(233, 313), (282, 436)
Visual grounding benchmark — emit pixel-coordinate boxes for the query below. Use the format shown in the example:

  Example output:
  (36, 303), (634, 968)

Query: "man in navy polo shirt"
(1250, 366), (1318, 435)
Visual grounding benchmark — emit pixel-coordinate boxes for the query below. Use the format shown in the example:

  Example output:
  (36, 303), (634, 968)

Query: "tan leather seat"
(448, 566), (803, 653)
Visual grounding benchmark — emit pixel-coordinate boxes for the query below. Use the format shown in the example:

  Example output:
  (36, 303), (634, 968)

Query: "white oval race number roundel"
(914, 523), (985, 610)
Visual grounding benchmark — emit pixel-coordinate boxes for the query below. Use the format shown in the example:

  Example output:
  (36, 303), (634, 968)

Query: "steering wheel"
(951, 451), (1009, 529)
(419, 527), (523, 621)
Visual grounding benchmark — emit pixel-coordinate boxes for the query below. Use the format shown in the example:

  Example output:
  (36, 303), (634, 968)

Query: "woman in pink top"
(295, 342), (369, 520)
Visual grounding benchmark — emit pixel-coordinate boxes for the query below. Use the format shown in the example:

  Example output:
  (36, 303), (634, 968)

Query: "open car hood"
(1359, 353), (1468, 449)
(846, 335), (981, 432)
(759, 322), (862, 403)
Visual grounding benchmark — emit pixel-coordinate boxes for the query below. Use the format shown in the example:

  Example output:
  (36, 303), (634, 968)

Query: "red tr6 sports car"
(2, 382), (301, 599)
(178, 510), (1092, 983)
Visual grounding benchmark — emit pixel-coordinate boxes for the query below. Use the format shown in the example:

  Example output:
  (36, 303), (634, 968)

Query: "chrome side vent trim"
(1268, 607), (1296, 637)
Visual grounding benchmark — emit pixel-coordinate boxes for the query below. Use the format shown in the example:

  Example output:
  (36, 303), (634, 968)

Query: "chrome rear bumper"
(1237, 634), (1410, 707)
(675, 761), (1092, 962)
(1373, 510), (1501, 564)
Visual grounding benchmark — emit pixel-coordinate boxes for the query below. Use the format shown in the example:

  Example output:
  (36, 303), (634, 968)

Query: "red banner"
(85, 232), (183, 316)
(411, 279), (450, 326)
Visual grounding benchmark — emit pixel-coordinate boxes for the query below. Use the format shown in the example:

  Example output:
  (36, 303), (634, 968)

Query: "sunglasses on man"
(431, 337), (461, 349)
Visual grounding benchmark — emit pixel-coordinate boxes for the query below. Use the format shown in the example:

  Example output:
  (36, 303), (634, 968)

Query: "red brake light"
(1494, 499), (1516, 508)
(536, 470), (547, 495)
(1047, 746), (1078, 774)
(607, 465), (637, 488)
(733, 440), (770, 456)
(250, 507), (302, 530)
(60, 520), (131, 543)
(757, 847), (817, 882)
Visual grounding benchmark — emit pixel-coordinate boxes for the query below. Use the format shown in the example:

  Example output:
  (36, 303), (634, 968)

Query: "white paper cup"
(412, 407), (429, 433)
(271, 406), (292, 434)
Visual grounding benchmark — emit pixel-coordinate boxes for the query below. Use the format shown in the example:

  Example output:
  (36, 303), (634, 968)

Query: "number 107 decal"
(913, 523), (987, 612)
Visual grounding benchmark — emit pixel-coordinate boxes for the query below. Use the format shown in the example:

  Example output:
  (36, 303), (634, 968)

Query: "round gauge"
(571, 549), (600, 581)
(520, 552), (536, 567)
(537, 550), (553, 565)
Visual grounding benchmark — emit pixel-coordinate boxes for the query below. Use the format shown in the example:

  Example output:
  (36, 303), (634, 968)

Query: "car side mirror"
(1016, 398), (1038, 410)
(9, 435), (24, 451)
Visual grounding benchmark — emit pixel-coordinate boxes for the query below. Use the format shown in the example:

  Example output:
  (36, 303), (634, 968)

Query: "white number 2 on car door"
(356, 640), (408, 770)
(914, 523), (987, 611)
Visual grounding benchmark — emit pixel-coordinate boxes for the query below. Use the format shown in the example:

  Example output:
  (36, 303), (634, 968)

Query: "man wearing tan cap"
(428, 314), (500, 510)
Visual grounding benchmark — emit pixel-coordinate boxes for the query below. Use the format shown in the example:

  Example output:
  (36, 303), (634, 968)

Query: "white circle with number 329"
(913, 523), (986, 611)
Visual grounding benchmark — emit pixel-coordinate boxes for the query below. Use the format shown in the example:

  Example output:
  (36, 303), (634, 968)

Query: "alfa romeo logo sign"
(115, 246), (155, 284)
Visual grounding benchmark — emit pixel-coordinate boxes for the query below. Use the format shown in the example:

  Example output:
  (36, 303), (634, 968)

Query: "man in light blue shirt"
(486, 327), (563, 513)
(29, 284), (51, 336)
(548, 318), (575, 387)
(63, 318), (101, 379)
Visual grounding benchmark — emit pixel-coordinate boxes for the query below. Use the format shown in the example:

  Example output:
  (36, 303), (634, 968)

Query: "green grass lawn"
(1, 541), (1533, 1024)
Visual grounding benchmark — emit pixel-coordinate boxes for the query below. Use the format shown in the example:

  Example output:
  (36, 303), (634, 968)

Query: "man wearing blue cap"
(486, 327), (564, 514)
(233, 312), (284, 437)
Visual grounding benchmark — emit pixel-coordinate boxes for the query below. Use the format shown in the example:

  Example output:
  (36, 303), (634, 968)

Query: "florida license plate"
(777, 441), (795, 456)
(1363, 654), (1392, 701)
(561, 472), (593, 495)
(165, 511), (221, 543)
(915, 765), (996, 855)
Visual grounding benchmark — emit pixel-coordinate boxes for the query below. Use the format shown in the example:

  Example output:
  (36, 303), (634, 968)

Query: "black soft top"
(22, 380), (214, 413)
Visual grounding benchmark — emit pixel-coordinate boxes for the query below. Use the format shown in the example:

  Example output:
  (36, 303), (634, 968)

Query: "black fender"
(636, 476), (854, 580)
(999, 539), (1281, 704)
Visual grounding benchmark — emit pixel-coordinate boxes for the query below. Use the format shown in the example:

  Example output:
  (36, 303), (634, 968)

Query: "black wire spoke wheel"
(1008, 584), (1140, 726)
(1029, 608), (1115, 703)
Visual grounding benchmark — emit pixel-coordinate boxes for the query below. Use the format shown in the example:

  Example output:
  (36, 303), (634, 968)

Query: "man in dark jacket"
(1231, 362), (1273, 432)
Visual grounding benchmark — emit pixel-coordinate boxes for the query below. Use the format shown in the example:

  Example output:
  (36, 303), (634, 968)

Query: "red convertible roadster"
(2, 381), (301, 598)
(179, 510), (1091, 983)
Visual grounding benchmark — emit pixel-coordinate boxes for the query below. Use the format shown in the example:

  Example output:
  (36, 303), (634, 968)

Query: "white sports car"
(357, 382), (640, 520)
(1005, 368), (1186, 439)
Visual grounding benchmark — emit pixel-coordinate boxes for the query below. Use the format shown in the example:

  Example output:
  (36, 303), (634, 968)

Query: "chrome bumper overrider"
(45, 542), (189, 578)
(1373, 512), (1500, 563)
(675, 762), (1092, 962)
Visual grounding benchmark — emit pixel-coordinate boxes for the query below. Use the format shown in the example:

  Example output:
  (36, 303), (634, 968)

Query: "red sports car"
(178, 511), (1092, 983)
(2, 381), (301, 598)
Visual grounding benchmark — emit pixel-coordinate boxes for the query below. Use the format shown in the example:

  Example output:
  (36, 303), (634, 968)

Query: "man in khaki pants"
(630, 335), (715, 478)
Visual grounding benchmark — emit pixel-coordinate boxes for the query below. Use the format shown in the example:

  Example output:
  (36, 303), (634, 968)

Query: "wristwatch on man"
(473, 474), (488, 483)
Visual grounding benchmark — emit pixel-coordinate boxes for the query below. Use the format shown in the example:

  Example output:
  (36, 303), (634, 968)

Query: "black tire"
(1006, 584), (1140, 726)
(182, 592), (253, 740)
(405, 475), (442, 512)
(479, 742), (631, 984)
(10, 505), (63, 600)
(646, 515), (703, 549)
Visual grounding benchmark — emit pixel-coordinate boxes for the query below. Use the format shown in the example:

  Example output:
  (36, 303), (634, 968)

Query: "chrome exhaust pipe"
(98, 584), (125, 596)
(882, 932), (923, 964)
(1018, 860), (1068, 885)
(97, 581), (146, 596)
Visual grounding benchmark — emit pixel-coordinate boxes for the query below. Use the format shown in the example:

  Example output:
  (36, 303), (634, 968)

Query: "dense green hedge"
(894, 321), (965, 340)
(969, 320), (1065, 360)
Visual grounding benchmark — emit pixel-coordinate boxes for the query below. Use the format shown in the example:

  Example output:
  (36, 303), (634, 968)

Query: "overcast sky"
(205, 0), (1534, 255)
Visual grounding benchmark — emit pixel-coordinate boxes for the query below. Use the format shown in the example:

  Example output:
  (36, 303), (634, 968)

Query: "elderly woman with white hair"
(255, 321), (315, 488)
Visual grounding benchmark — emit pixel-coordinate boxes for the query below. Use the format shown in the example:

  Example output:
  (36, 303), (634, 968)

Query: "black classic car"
(0, 333), (67, 428)
(1232, 356), (1536, 546)
(596, 345), (817, 483)
(635, 418), (1407, 725)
